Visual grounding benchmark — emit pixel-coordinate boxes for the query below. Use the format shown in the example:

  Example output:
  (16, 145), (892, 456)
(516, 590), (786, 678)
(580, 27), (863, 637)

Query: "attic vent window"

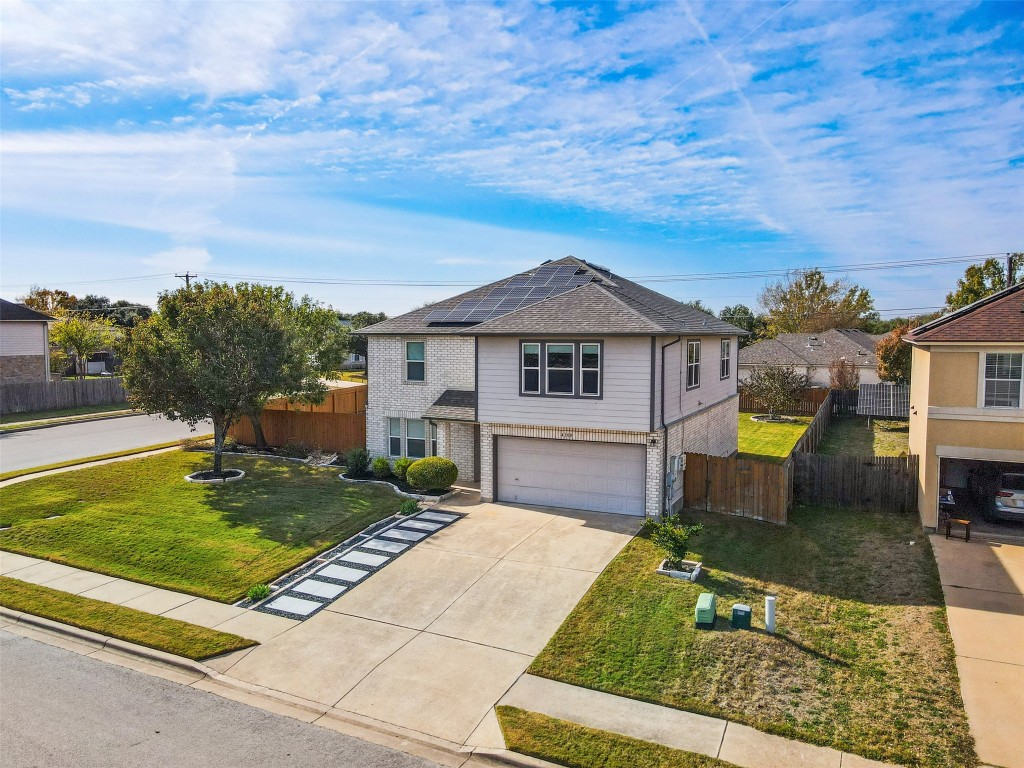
(807, 337), (820, 347)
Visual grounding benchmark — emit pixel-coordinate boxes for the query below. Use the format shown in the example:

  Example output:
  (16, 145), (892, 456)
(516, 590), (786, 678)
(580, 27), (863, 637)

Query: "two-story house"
(0, 299), (54, 383)
(906, 281), (1024, 529)
(358, 257), (744, 518)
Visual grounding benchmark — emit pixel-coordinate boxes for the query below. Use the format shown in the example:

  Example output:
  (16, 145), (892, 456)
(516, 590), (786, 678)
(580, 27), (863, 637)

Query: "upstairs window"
(406, 419), (427, 458)
(984, 352), (1022, 408)
(687, 340), (701, 389)
(720, 339), (731, 380)
(581, 343), (601, 396)
(405, 341), (425, 382)
(546, 343), (575, 395)
(521, 343), (540, 394)
(388, 418), (402, 457)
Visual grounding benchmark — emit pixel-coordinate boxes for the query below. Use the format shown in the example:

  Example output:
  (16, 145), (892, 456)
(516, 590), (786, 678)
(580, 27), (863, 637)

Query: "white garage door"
(496, 437), (646, 516)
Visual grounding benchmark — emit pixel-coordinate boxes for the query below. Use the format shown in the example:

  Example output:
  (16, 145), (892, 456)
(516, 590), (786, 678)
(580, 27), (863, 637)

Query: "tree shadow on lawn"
(679, 504), (945, 608)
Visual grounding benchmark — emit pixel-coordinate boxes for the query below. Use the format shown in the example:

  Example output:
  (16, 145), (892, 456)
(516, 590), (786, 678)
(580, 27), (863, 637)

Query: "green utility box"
(731, 603), (752, 630)
(695, 592), (716, 628)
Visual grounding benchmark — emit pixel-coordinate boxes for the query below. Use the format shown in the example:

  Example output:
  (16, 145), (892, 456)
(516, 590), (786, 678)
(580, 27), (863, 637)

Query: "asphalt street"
(0, 630), (439, 768)
(0, 414), (212, 473)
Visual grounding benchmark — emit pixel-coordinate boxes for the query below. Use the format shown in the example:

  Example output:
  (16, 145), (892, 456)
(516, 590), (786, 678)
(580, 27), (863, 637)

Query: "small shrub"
(223, 435), (239, 452)
(247, 584), (271, 602)
(399, 499), (420, 516)
(345, 447), (370, 476)
(406, 457), (458, 492)
(393, 456), (414, 481)
(641, 515), (703, 568)
(278, 439), (313, 459)
(372, 456), (392, 478)
(180, 436), (209, 452)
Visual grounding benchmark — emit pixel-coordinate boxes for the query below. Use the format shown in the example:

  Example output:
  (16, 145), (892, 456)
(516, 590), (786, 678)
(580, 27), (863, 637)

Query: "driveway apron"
(223, 499), (638, 746)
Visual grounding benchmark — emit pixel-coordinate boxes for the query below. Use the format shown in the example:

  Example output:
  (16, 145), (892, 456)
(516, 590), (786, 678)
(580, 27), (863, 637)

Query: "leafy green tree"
(340, 310), (387, 360)
(49, 311), (116, 379)
(743, 365), (809, 419)
(945, 256), (1022, 311)
(679, 299), (713, 314)
(17, 286), (77, 314)
(758, 269), (874, 336)
(77, 294), (153, 327)
(876, 323), (913, 385)
(719, 304), (767, 347)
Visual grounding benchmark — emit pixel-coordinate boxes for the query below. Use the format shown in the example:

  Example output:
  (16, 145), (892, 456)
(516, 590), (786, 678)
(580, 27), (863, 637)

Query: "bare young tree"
(828, 358), (860, 390)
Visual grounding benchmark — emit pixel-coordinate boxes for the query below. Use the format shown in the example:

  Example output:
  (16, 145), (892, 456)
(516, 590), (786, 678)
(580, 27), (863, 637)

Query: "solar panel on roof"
(425, 309), (452, 322)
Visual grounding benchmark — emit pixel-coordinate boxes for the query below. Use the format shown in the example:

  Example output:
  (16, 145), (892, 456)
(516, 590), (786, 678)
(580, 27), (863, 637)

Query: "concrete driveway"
(931, 534), (1024, 768)
(221, 497), (639, 748)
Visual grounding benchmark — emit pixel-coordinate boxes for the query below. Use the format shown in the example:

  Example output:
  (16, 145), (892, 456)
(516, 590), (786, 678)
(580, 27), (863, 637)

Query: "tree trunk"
(213, 419), (225, 475)
(248, 412), (268, 452)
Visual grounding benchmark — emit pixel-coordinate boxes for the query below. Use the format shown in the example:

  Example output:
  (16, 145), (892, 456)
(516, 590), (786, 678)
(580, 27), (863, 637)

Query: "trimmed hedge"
(406, 456), (458, 492)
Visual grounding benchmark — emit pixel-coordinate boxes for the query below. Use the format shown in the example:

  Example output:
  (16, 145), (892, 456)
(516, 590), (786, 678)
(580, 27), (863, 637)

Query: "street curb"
(0, 444), (188, 487)
(0, 607), (555, 768)
(0, 410), (138, 435)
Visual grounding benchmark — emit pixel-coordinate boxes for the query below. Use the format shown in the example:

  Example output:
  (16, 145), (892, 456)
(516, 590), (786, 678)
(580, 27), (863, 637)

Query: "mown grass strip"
(496, 706), (737, 768)
(0, 439), (210, 482)
(0, 403), (135, 427)
(0, 576), (256, 660)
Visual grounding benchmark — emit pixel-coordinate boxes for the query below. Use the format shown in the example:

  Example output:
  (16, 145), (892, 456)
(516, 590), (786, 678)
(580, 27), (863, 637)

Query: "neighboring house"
(906, 282), (1024, 530)
(738, 328), (883, 386)
(359, 257), (744, 518)
(337, 318), (366, 370)
(0, 299), (54, 383)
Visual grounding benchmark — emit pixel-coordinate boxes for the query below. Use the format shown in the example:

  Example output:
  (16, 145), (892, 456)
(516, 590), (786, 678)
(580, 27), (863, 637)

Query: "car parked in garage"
(992, 472), (1024, 522)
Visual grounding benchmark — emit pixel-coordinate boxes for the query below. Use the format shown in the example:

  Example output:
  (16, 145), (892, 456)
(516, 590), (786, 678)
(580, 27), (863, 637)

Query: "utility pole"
(1009, 253), (1018, 286)
(175, 272), (197, 289)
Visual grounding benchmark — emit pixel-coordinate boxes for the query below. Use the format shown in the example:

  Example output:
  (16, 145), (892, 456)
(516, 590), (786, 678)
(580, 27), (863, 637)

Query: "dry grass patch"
(817, 417), (909, 457)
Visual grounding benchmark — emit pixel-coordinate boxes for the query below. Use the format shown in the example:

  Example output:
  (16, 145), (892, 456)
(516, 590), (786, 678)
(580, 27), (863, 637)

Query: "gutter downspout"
(660, 336), (682, 429)
(660, 336), (682, 518)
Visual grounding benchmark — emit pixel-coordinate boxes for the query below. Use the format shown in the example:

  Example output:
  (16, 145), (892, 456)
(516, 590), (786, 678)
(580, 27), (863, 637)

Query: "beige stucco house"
(0, 299), (54, 383)
(906, 282), (1024, 530)
(359, 257), (744, 518)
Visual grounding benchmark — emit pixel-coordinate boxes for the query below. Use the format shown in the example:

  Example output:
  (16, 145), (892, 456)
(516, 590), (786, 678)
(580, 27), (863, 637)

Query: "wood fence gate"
(792, 453), (919, 513)
(683, 452), (792, 524)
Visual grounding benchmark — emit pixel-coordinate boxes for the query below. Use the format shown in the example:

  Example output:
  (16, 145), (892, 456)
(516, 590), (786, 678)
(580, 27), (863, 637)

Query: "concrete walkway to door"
(219, 496), (640, 748)
(931, 533), (1024, 768)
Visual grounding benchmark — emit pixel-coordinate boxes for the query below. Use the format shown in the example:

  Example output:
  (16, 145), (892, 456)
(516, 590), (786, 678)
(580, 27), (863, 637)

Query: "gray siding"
(477, 336), (652, 430)
(655, 334), (738, 426)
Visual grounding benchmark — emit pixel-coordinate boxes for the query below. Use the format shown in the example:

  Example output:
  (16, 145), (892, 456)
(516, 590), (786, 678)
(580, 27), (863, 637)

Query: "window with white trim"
(430, 423), (438, 456)
(546, 343), (574, 395)
(406, 419), (427, 458)
(720, 339), (731, 380)
(581, 343), (601, 396)
(983, 352), (1022, 408)
(388, 418), (402, 457)
(521, 342), (540, 394)
(687, 340), (701, 389)
(405, 341), (425, 382)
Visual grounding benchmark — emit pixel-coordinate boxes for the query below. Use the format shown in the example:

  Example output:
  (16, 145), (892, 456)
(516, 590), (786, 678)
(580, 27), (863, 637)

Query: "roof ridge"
(909, 281), (1024, 338)
(589, 283), (666, 331)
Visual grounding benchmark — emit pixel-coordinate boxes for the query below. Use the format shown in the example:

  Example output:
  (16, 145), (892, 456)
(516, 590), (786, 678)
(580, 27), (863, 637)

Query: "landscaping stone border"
(184, 469), (246, 484)
(338, 473), (456, 502)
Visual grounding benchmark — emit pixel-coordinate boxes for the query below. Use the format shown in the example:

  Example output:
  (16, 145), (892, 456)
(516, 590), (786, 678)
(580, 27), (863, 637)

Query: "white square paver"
(338, 551), (390, 568)
(398, 520), (443, 532)
(379, 528), (427, 542)
(363, 538), (408, 554)
(266, 595), (322, 616)
(292, 579), (347, 599)
(416, 511), (458, 523)
(318, 564), (370, 583)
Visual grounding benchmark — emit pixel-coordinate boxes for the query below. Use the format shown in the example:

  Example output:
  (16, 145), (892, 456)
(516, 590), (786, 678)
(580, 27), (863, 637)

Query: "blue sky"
(1, 0), (1021, 316)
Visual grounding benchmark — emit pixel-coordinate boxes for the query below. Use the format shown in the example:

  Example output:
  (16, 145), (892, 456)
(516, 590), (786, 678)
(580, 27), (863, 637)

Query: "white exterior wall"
(477, 336), (652, 431)
(738, 363), (880, 386)
(0, 322), (47, 357)
(365, 335), (476, 478)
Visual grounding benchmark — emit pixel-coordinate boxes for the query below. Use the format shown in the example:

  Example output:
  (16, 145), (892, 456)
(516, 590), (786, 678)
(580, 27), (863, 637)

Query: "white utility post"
(765, 595), (777, 634)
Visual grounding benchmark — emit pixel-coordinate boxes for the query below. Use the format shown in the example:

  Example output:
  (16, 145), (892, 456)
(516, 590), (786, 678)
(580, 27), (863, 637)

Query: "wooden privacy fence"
(792, 391), (833, 455)
(738, 387), (829, 416)
(683, 452), (792, 524)
(227, 383), (367, 454)
(0, 377), (128, 415)
(793, 453), (919, 513)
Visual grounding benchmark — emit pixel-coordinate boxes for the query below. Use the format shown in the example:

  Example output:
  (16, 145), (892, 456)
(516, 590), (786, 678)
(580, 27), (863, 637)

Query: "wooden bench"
(945, 517), (971, 542)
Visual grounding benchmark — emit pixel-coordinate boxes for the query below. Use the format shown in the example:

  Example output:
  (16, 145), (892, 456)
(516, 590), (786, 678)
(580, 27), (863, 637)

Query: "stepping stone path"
(258, 509), (462, 621)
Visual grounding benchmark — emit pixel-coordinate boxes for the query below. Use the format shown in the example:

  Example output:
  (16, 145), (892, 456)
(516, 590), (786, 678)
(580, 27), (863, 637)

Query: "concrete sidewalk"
(499, 674), (895, 768)
(931, 534), (1024, 768)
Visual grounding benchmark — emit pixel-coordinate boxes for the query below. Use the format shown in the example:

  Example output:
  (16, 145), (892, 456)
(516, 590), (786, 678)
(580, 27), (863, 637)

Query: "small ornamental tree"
(642, 515), (703, 568)
(828, 358), (860, 390)
(876, 323), (913, 385)
(744, 365), (809, 419)
(49, 311), (116, 379)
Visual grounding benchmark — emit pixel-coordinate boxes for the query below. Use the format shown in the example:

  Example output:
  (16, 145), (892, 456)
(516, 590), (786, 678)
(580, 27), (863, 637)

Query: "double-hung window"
(720, 339), (731, 379)
(430, 423), (438, 456)
(405, 341), (425, 382)
(581, 343), (601, 396)
(983, 352), (1022, 408)
(388, 418), (402, 457)
(546, 343), (574, 395)
(406, 419), (427, 458)
(521, 343), (540, 394)
(687, 340), (701, 389)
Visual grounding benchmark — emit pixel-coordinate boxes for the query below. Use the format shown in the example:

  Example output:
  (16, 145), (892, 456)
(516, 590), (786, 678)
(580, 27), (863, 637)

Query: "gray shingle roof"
(359, 257), (745, 337)
(0, 299), (54, 322)
(739, 328), (882, 367)
(423, 389), (477, 421)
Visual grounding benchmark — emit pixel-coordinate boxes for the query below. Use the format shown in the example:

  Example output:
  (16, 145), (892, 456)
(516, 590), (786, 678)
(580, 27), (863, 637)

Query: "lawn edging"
(0, 577), (255, 661)
(338, 473), (457, 502)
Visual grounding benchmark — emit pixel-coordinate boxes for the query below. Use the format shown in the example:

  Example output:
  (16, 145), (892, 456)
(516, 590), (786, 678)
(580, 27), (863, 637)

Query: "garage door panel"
(496, 437), (646, 516)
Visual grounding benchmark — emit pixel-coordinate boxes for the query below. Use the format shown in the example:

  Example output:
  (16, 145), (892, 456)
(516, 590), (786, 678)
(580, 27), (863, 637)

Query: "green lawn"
(530, 507), (974, 768)
(0, 577), (256, 660)
(817, 417), (909, 457)
(0, 451), (403, 602)
(0, 439), (203, 482)
(736, 412), (812, 462)
(0, 403), (134, 431)
(497, 707), (736, 768)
